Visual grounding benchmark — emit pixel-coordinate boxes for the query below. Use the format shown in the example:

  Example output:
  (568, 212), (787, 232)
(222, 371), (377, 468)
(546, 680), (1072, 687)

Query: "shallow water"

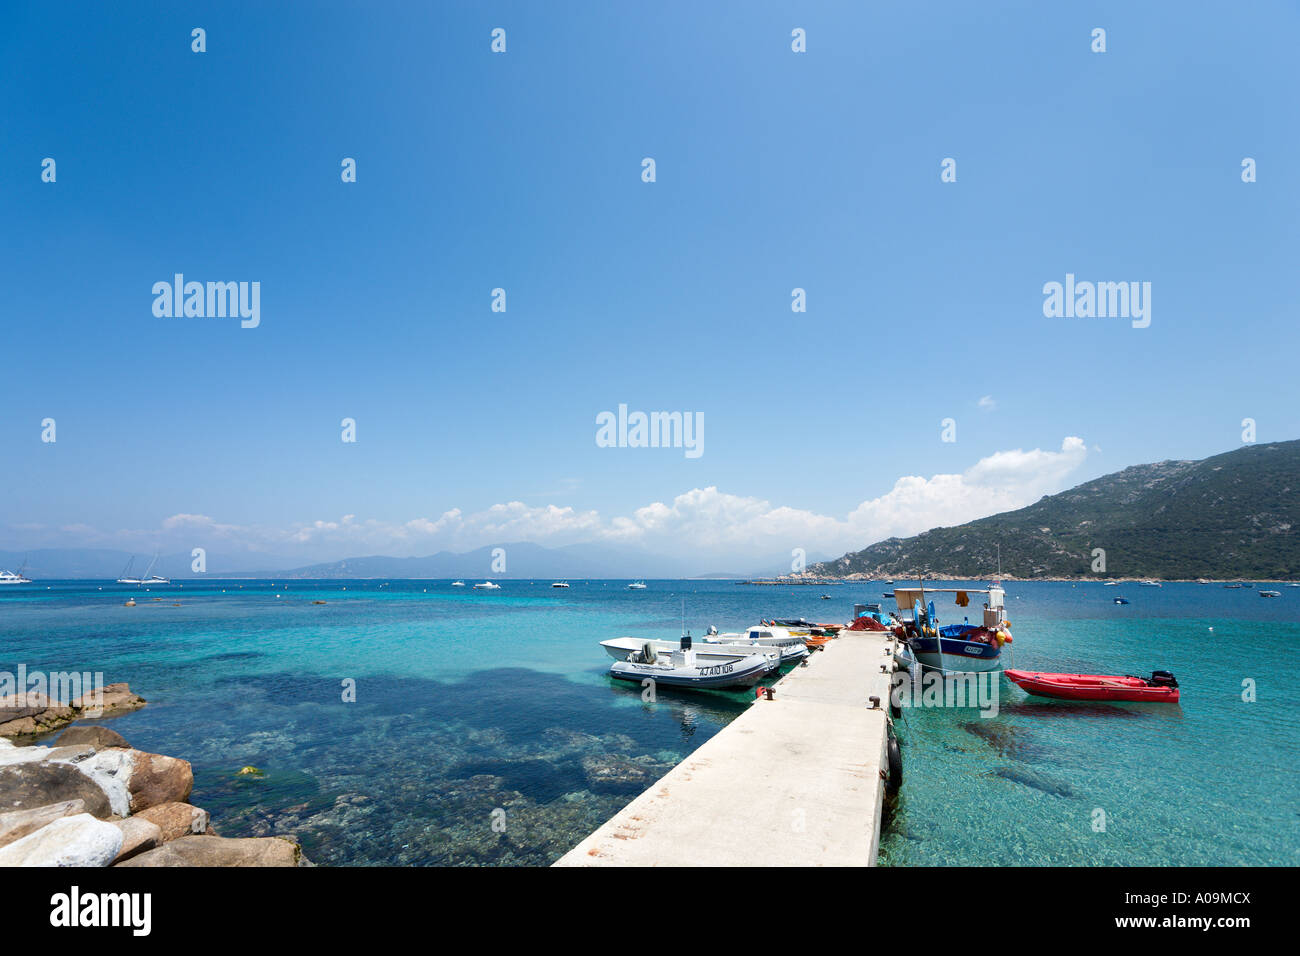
(1, 579), (1295, 865)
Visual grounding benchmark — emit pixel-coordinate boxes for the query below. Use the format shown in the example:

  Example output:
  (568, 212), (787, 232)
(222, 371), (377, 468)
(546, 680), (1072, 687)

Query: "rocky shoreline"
(0, 684), (305, 867)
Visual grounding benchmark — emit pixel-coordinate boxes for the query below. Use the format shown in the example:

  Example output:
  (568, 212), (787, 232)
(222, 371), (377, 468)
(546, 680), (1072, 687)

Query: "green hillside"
(808, 440), (1300, 580)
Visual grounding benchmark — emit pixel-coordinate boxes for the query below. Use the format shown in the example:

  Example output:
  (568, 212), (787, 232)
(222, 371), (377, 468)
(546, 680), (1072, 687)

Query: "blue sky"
(3, 1), (1298, 570)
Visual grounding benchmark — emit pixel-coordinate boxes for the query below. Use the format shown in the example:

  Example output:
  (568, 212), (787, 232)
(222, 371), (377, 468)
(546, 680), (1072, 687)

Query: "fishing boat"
(608, 635), (771, 690)
(1259, 590), (1281, 598)
(627, 581), (647, 590)
(551, 581), (570, 588)
(472, 581), (501, 590)
(891, 583), (1011, 674)
(1004, 669), (1180, 703)
(451, 581), (465, 587)
(600, 635), (784, 671)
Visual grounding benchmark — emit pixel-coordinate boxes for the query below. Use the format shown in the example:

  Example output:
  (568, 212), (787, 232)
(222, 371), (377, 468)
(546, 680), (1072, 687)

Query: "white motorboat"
(608, 636), (771, 690)
(1260, 590), (1281, 598)
(1138, 580), (1162, 587)
(601, 635), (785, 670)
(1103, 580), (1119, 586)
(551, 581), (570, 588)
(627, 580), (647, 590)
(451, 581), (465, 587)
(696, 625), (809, 663)
(711, 624), (807, 654)
(472, 581), (501, 590)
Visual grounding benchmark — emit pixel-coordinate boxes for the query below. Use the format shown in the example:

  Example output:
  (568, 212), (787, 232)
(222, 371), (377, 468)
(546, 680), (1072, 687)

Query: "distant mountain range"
(807, 440), (1300, 580)
(0, 542), (783, 581)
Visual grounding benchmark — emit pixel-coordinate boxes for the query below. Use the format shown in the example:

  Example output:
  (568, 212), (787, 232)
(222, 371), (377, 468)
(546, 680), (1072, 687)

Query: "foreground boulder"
(125, 752), (193, 813)
(0, 761), (113, 818)
(117, 835), (300, 867)
(0, 813), (123, 866)
(135, 802), (209, 842)
(0, 740), (192, 817)
(0, 799), (87, 849)
(109, 817), (163, 863)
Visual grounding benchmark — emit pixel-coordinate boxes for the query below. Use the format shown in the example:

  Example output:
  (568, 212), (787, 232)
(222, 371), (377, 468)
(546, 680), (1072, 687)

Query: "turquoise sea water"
(1, 579), (1296, 866)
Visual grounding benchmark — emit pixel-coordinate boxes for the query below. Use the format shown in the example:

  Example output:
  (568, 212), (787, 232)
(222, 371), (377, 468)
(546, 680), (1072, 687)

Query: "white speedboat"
(472, 581), (501, 590)
(1103, 580), (1119, 586)
(608, 637), (771, 690)
(1138, 580), (1162, 587)
(711, 624), (808, 654)
(1260, 590), (1281, 598)
(601, 636), (780, 672)
(551, 581), (570, 588)
(0, 566), (31, 585)
(451, 581), (465, 587)
(627, 581), (647, 590)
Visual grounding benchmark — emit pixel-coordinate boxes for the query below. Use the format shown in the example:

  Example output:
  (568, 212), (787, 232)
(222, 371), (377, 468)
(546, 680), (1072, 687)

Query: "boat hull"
(1004, 669), (1180, 703)
(910, 635), (1002, 673)
(609, 654), (771, 689)
(601, 637), (781, 671)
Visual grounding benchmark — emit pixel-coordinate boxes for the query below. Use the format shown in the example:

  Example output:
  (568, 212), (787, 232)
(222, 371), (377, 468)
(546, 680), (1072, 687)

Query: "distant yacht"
(626, 581), (647, 590)
(1103, 580), (1119, 586)
(451, 581), (465, 587)
(472, 581), (501, 590)
(551, 581), (570, 588)
(116, 556), (143, 584)
(119, 554), (168, 585)
(1138, 580), (1161, 588)
(0, 561), (31, 585)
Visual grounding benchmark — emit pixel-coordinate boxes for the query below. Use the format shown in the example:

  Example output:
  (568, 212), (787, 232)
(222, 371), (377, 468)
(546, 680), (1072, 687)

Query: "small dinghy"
(1004, 669), (1180, 703)
(609, 635), (771, 690)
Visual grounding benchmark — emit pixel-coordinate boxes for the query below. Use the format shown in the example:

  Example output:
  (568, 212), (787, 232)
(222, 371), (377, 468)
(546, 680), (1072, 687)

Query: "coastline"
(0, 683), (305, 867)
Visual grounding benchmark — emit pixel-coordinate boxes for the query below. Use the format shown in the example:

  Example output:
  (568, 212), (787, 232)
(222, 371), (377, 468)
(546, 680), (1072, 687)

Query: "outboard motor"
(1149, 670), (1178, 688)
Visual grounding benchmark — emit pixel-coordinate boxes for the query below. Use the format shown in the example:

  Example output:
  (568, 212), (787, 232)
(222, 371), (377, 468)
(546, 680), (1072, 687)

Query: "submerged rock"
(580, 754), (666, 793)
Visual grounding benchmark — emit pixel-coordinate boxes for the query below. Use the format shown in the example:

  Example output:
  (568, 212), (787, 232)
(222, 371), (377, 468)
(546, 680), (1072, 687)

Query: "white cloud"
(8, 438), (1090, 568)
(978, 395), (997, 411)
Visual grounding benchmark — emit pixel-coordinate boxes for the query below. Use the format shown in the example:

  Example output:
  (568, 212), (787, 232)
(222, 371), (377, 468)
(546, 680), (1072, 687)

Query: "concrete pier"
(554, 629), (897, 867)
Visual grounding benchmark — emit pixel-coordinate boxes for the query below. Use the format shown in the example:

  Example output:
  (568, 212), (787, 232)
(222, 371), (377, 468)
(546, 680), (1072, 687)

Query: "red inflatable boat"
(1004, 669), (1180, 703)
